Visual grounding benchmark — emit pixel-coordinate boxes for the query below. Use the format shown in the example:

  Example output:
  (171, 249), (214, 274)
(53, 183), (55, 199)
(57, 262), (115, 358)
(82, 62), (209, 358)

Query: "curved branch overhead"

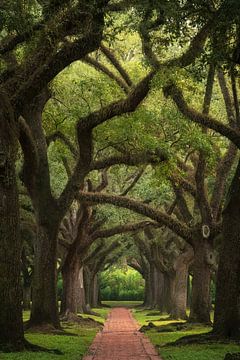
(90, 150), (167, 170)
(78, 191), (193, 243)
(164, 83), (240, 148)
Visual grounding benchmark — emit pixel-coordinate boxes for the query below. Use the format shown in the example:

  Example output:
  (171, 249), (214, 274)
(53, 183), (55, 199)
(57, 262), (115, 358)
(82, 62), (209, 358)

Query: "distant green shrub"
(100, 267), (144, 301)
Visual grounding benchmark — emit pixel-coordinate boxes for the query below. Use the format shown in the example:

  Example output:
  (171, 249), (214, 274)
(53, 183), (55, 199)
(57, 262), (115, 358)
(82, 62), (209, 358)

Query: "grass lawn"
(0, 307), (110, 360)
(2, 303), (240, 360)
(132, 308), (240, 360)
(102, 300), (143, 308)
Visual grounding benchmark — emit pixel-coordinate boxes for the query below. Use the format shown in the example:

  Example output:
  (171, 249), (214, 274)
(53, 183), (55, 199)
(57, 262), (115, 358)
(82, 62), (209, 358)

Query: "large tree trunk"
(213, 161), (240, 338)
(143, 269), (153, 308)
(163, 272), (175, 314)
(30, 224), (60, 328)
(189, 239), (212, 323)
(77, 267), (87, 313)
(0, 100), (25, 350)
(61, 256), (83, 315)
(23, 94), (61, 329)
(84, 267), (91, 309)
(150, 264), (163, 309)
(170, 247), (193, 320)
(91, 274), (99, 308)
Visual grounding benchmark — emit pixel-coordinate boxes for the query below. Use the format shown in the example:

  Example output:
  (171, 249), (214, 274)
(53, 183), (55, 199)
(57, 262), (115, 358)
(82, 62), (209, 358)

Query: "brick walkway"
(83, 307), (162, 360)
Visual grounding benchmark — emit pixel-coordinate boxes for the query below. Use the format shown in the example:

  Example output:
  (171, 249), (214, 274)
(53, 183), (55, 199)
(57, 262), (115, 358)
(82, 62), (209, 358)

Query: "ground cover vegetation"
(1, 0), (240, 360)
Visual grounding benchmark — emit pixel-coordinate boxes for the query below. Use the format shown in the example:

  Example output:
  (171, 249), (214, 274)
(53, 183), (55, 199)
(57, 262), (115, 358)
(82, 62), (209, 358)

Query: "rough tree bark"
(189, 237), (213, 324)
(30, 222), (60, 327)
(61, 256), (83, 315)
(22, 92), (62, 328)
(170, 246), (193, 320)
(91, 274), (100, 308)
(213, 160), (240, 338)
(0, 94), (25, 350)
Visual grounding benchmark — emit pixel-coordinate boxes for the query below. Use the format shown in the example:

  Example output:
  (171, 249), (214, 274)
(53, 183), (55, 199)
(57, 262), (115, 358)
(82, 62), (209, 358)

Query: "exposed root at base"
(60, 312), (102, 327)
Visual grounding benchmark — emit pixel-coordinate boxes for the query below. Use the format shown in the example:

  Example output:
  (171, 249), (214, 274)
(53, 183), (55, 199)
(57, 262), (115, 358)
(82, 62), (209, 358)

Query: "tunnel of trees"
(1, 0), (240, 359)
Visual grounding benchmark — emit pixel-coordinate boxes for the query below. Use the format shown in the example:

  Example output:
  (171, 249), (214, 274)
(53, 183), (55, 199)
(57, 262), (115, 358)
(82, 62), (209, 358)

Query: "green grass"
(102, 300), (143, 308)
(2, 305), (239, 360)
(79, 307), (110, 324)
(132, 308), (240, 360)
(0, 308), (110, 360)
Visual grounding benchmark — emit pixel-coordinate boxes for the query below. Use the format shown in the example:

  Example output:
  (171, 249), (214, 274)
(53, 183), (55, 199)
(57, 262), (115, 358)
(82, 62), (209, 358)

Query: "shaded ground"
(83, 307), (162, 360)
(133, 309), (240, 360)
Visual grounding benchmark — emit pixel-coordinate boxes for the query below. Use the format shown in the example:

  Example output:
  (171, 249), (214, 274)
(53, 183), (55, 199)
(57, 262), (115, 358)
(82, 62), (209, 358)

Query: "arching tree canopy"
(1, 0), (240, 358)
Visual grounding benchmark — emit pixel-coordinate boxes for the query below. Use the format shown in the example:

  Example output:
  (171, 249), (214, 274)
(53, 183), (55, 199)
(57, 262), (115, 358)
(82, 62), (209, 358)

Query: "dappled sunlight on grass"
(132, 308), (239, 360)
(0, 309), (110, 360)
(78, 307), (110, 324)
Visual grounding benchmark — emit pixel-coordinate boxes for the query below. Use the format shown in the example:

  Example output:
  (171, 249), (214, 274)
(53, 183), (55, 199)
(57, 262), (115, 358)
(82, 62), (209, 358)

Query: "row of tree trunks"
(138, 242), (194, 320)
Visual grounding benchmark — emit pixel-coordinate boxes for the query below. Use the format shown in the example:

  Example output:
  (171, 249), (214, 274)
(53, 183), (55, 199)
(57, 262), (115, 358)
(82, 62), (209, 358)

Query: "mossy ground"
(132, 308), (240, 360)
(1, 308), (110, 360)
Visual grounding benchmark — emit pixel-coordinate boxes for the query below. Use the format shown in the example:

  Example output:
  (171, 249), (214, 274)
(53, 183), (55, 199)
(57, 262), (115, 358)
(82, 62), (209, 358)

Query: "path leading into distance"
(83, 307), (162, 360)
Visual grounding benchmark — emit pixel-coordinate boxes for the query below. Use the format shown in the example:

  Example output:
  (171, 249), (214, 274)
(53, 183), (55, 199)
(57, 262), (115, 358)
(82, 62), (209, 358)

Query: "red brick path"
(83, 307), (162, 360)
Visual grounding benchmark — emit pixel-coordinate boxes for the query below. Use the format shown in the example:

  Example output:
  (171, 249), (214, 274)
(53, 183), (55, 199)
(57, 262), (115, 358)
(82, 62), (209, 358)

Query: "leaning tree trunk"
(213, 161), (240, 338)
(189, 239), (212, 324)
(0, 98), (25, 351)
(30, 223), (60, 328)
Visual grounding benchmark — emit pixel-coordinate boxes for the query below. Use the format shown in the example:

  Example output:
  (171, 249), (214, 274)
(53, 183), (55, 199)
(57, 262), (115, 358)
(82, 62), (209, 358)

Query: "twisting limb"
(77, 71), (155, 133)
(18, 116), (39, 192)
(83, 56), (130, 94)
(210, 143), (238, 221)
(171, 181), (193, 224)
(169, 174), (196, 198)
(90, 150), (167, 170)
(58, 72), (155, 214)
(217, 69), (236, 126)
(194, 64), (215, 225)
(127, 258), (144, 276)
(94, 169), (109, 192)
(46, 131), (78, 158)
(77, 191), (193, 243)
(0, 23), (44, 56)
(91, 220), (158, 241)
(100, 43), (133, 87)
(120, 168), (145, 196)
(163, 83), (240, 148)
